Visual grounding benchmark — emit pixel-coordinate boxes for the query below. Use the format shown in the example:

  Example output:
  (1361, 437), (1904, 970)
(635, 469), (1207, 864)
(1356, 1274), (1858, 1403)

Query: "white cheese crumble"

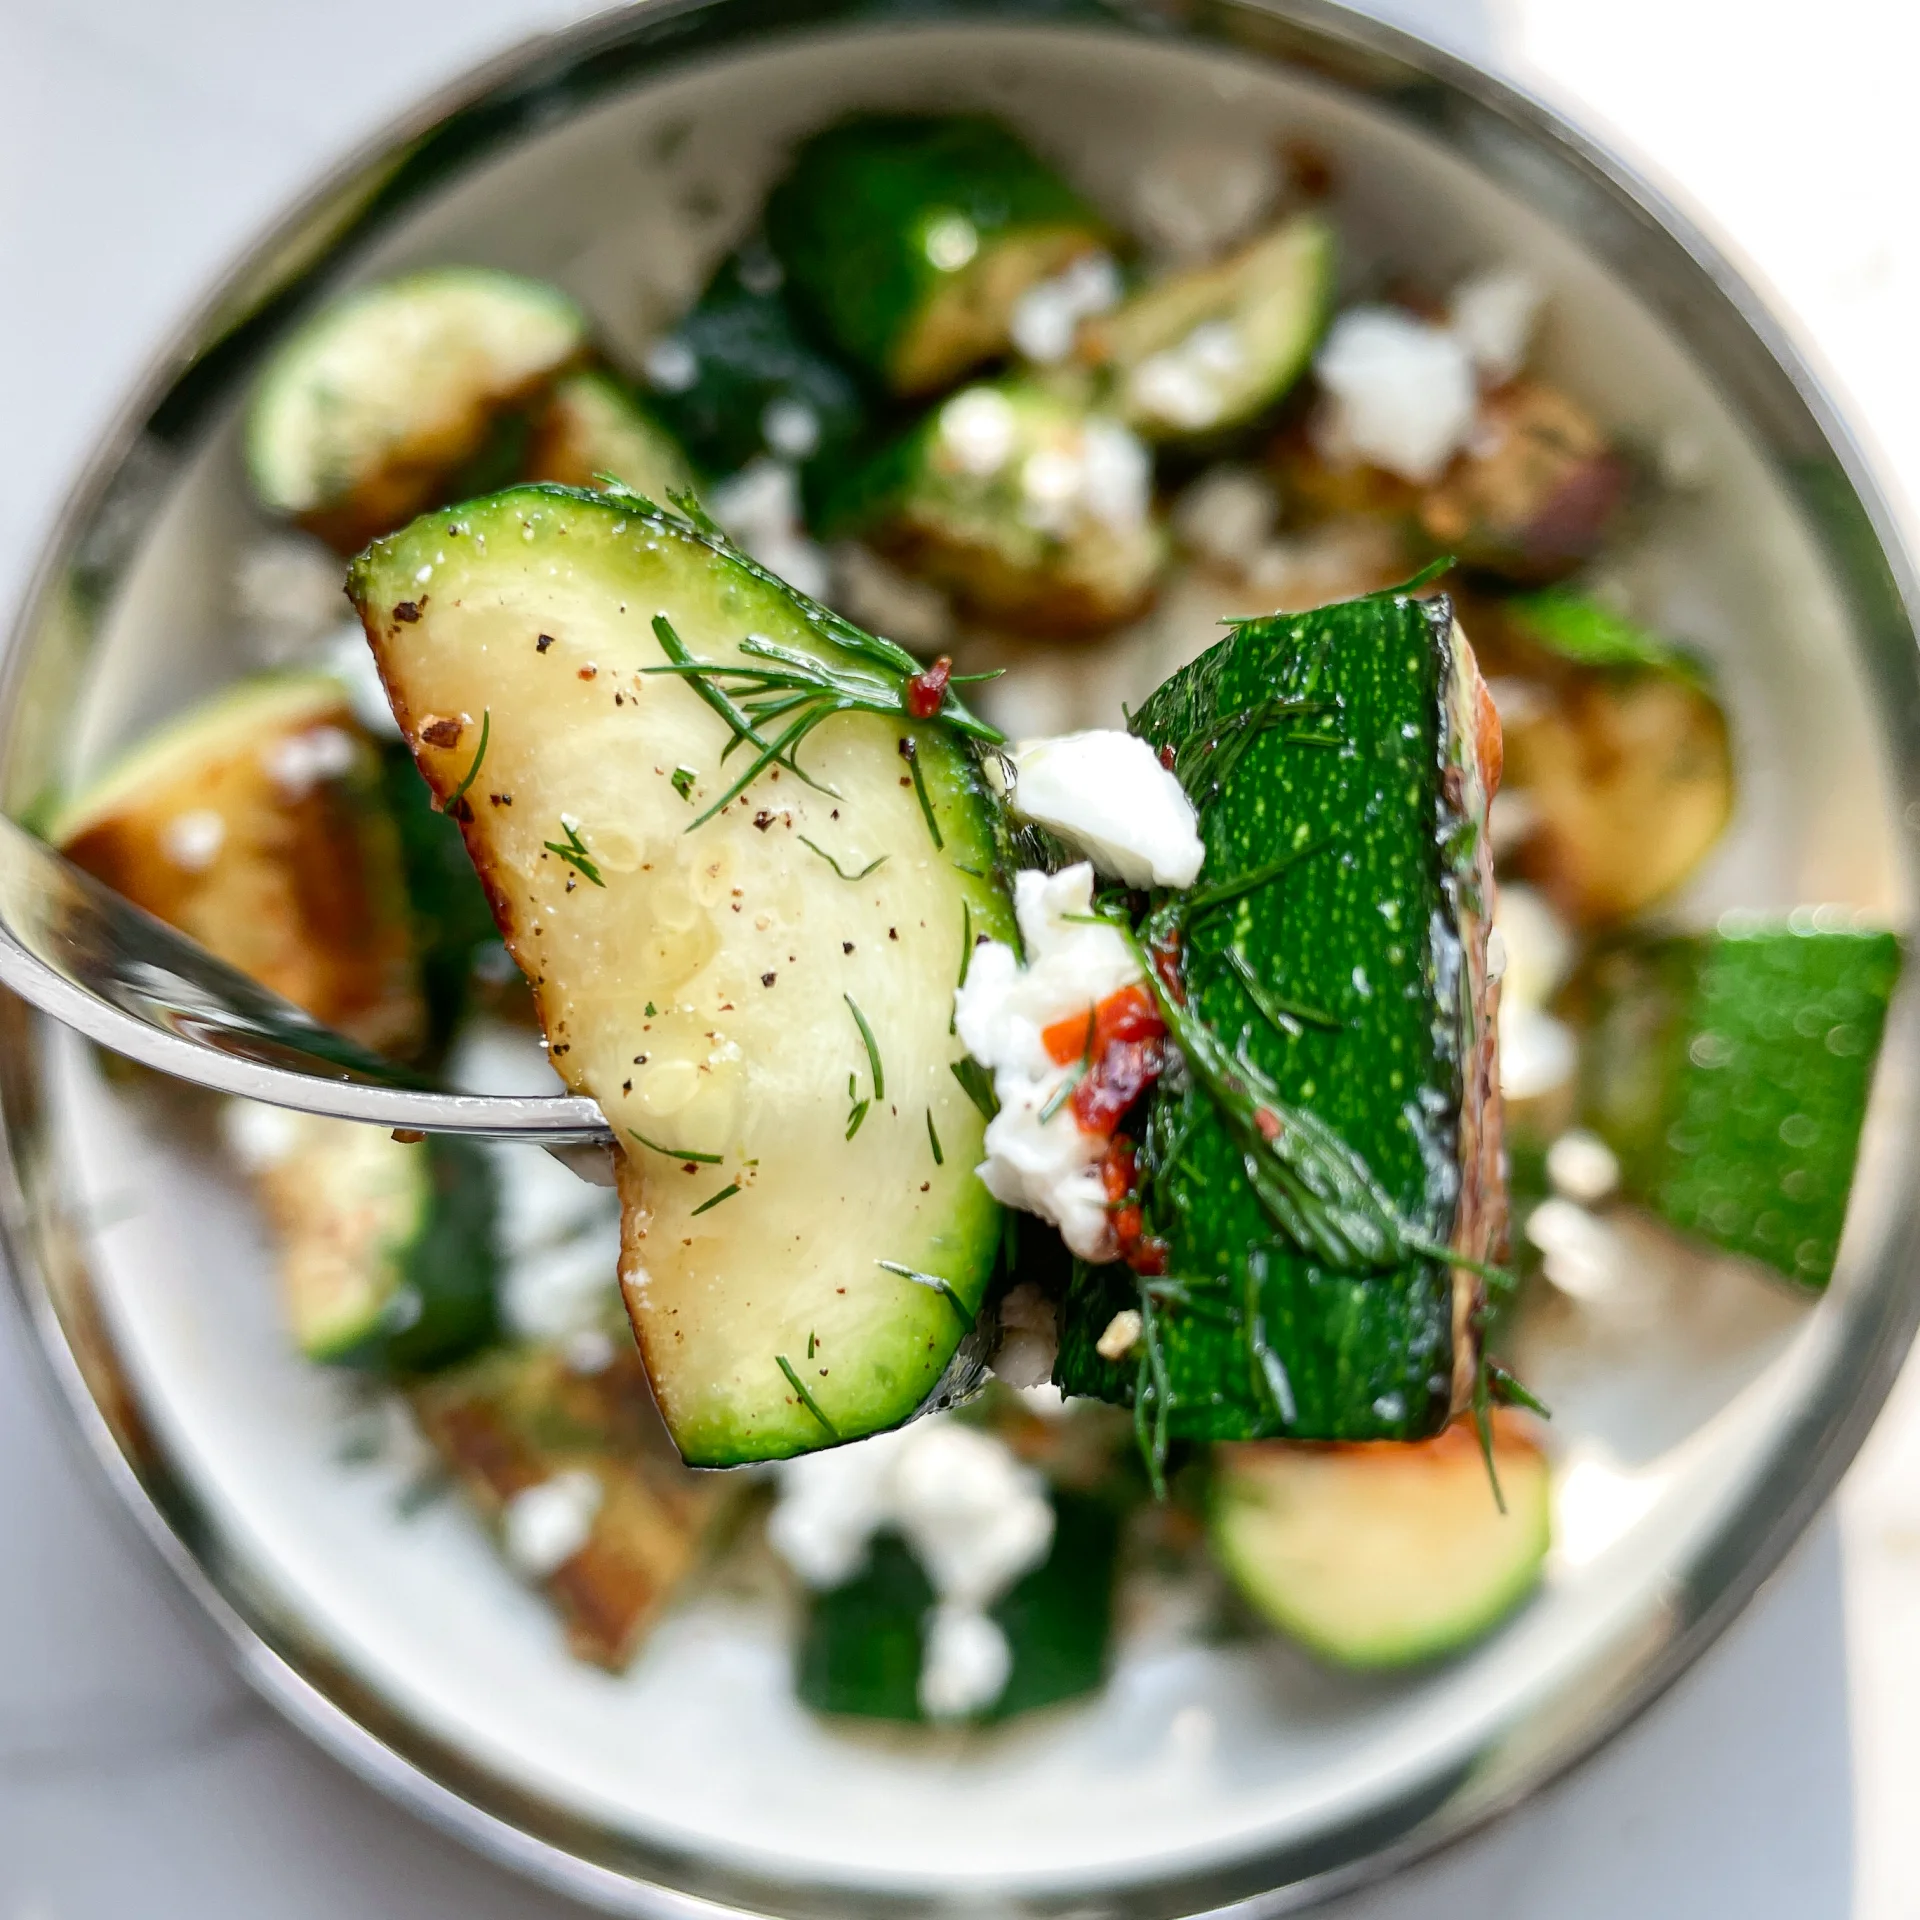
(316, 621), (403, 739)
(1173, 465), (1278, 571)
(939, 387), (1021, 477)
(992, 1281), (1058, 1390)
(1546, 1128), (1621, 1205)
(1010, 251), (1123, 364)
(502, 1469), (603, 1578)
(767, 1416), (1055, 1721)
(1131, 140), (1278, 263)
(260, 723), (357, 801)
(1495, 883), (1578, 1101)
(708, 457), (829, 601)
(1021, 418), (1153, 536)
(1126, 319), (1247, 433)
(1002, 731), (1203, 889)
(1313, 306), (1478, 485)
(1448, 266), (1544, 387)
(160, 808), (226, 872)
(954, 864), (1144, 1262)
(234, 536), (350, 664)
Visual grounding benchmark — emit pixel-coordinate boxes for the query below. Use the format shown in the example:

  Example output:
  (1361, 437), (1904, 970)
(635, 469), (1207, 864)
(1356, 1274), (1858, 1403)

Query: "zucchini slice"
(1580, 920), (1901, 1289)
(53, 675), (422, 1054)
(640, 242), (870, 510)
(1496, 593), (1733, 928)
(766, 115), (1110, 396)
(846, 381), (1167, 637)
(525, 370), (694, 499)
(1082, 214), (1335, 440)
(796, 1490), (1118, 1723)
(1055, 585), (1505, 1443)
(1211, 1415), (1550, 1667)
(1416, 378), (1626, 584)
(410, 1341), (726, 1668)
(236, 1108), (498, 1370)
(351, 486), (1016, 1465)
(247, 268), (586, 551)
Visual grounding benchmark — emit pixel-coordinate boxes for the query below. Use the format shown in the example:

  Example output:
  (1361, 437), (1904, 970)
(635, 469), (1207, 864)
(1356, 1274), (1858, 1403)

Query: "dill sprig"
(542, 817), (604, 887)
(845, 994), (884, 1101)
(690, 1181), (741, 1216)
(441, 707), (490, 812)
(799, 836), (886, 881)
(876, 1258), (974, 1330)
(776, 1353), (839, 1439)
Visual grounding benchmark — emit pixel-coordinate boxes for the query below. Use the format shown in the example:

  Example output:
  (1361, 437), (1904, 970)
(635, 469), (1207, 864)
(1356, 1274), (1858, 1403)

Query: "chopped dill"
(441, 708), (490, 811)
(627, 1128), (724, 1167)
(543, 817), (604, 887)
(876, 1259), (973, 1330)
(799, 836), (887, 881)
(776, 1354), (839, 1439)
(690, 1181), (741, 1216)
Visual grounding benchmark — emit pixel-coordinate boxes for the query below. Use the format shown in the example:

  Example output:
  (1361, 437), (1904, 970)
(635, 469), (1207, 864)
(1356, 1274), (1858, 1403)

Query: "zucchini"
(1210, 1414), (1549, 1667)
(247, 268), (586, 551)
(796, 1491), (1118, 1723)
(53, 675), (422, 1055)
(1417, 378), (1626, 584)
(525, 370), (694, 499)
(1497, 592), (1732, 928)
(846, 381), (1167, 637)
(640, 242), (870, 511)
(1055, 585), (1505, 1444)
(233, 1109), (498, 1370)
(1082, 214), (1335, 440)
(1580, 919), (1900, 1289)
(410, 1341), (725, 1668)
(351, 486), (1017, 1465)
(765, 115), (1109, 396)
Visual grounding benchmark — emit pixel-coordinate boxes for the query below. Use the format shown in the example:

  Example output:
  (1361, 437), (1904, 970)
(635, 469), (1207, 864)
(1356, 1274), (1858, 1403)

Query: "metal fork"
(0, 811), (611, 1144)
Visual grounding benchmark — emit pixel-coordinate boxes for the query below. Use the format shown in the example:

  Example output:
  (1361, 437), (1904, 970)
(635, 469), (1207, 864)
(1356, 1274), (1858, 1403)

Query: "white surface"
(0, 0), (1901, 1914)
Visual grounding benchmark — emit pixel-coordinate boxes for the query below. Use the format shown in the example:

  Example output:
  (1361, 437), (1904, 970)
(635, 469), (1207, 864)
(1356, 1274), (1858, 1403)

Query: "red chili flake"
(1157, 743), (1177, 773)
(1254, 1107), (1282, 1143)
(904, 655), (953, 720)
(577, 665), (598, 681)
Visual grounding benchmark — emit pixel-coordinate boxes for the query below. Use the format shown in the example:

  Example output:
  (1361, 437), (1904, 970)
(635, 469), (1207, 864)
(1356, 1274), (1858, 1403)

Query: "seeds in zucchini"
(247, 268), (586, 551)
(525, 370), (694, 499)
(1211, 1415), (1549, 1667)
(766, 115), (1110, 396)
(53, 675), (422, 1054)
(845, 381), (1167, 637)
(351, 485), (1016, 1464)
(1082, 214), (1335, 439)
(1054, 585), (1505, 1444)
(235, 1108), (499, 1371)
(410, 1340), (727, 1668)
(1580, 919), (1901, 1289)
(640, 242), (870, 512)
(1496, 594), (1732, 928)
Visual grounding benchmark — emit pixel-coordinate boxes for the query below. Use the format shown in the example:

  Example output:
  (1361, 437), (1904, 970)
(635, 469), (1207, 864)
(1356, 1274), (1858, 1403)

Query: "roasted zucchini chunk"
(232, 1109), (498, 1370)
(1497, 593), (1733, 928)
(54, 675), (422, 1054)
(766, 115), (1110, 396)
(525, 369), (694, 499)
(352, 487), (1016, 1465)
(846, 382), (1167, 637)
(1211, 1415), (1549, 1667)
(639, 242), (870, 510)
(1417, 378), (1626, 583)
(410, 1341), (725, 1668)
(247, 268), (587, 551)
(1056, 586), (1505, 1443)
(1081, 214), (1335, 440)
(1580, 919), (1900, 1289)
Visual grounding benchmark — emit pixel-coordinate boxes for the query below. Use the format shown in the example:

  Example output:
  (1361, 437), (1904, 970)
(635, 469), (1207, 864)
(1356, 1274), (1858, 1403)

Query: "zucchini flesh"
(1084, 214), (1335, 439)
(351, 486), (1016, 1465)
(766, 115), (1108, 396)
(640, 243), (869, 510)
(1581, 921), (1900, 1288)
(1210, 1415), (1549, 1667)
(526, 370), (694, 499)
(1055, 587), (1504, 1441)
(410, 1341), (725, 1668)
(53, 675), (422, 1055)
(846, 381), (1167, 637)
(796, 1492), (1118, 1723)
(247, 1112), (498, 1371)
(247, 268), (585, 551)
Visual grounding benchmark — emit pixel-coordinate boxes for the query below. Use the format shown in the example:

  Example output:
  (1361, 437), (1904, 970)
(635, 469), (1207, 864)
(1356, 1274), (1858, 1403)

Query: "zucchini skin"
(641, 244), (870, 512)
(766, 115), (1107, 395)
(1581, 922), (1900, 1289)
(795, 1492), (1118, 1723)
(1057, 589), (1501, 1440)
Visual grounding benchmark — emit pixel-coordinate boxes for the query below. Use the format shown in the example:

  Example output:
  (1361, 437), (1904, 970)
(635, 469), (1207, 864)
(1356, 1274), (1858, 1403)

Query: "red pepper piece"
(904, 655), (952, 720)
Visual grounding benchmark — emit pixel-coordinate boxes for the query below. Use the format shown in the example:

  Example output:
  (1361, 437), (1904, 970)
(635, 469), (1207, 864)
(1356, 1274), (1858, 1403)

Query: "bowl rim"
(5, 1), (1919, 1915)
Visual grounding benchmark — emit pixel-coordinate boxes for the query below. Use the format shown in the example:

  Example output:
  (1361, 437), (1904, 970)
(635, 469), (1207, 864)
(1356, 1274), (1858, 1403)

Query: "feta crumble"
(1313, 306), (1478, 485)
(954, 864), (1146, 1262)
(1448, 266), (1544, 387)
(1010, 251), (1122, 365)
(767, 1416), (1055, 1720)
(1495, 883), (1578, 1101)
(160, 808), (226, 872)
(1001, 731), (1203, 889)
(502, 1469), (603, 1578)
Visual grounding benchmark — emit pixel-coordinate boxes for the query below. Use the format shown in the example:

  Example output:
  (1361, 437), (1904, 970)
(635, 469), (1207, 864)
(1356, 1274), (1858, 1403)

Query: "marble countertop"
(0, 0), (1908, 1913)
